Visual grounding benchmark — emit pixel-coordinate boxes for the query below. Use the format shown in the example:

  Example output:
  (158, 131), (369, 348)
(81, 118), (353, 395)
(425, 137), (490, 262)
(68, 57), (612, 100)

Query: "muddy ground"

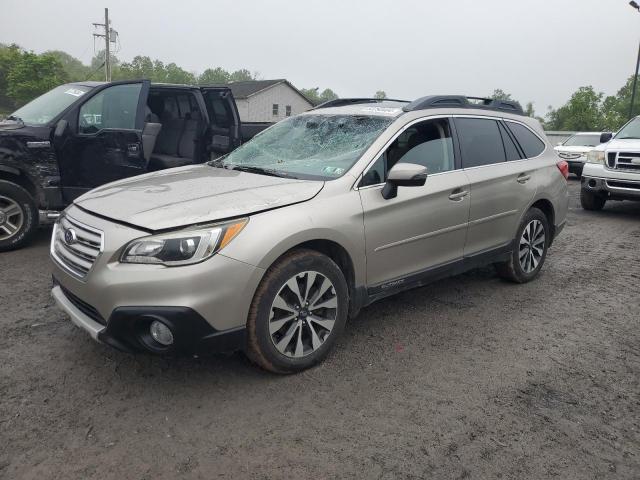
(0, 179), (638, 479)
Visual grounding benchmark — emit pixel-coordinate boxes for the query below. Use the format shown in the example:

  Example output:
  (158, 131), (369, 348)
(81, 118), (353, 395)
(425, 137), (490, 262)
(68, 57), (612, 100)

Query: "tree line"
(1, 43), (638, 132)
(0, 44), (340, 111)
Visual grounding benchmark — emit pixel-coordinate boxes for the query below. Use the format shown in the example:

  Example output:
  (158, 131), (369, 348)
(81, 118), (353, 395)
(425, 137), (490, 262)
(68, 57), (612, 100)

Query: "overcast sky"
(2, 0), (639, 114)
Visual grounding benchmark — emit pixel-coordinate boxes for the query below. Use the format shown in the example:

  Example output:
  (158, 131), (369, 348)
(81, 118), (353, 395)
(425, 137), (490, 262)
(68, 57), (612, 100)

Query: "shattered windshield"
(216, 114), (394, 180)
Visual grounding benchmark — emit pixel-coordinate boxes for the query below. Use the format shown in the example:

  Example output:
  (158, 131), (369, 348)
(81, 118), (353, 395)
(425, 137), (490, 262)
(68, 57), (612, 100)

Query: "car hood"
(602, 138), (640, 151)
(74, 165), (324, 231)
(554, 145), (593, 154)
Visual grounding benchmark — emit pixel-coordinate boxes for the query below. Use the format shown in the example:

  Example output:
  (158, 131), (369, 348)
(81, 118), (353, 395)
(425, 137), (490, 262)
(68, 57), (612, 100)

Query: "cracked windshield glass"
(215, 114), (394, 180)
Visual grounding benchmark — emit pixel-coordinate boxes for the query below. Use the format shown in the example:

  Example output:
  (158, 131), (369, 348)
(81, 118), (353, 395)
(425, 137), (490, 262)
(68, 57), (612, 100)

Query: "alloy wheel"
(269, 270), (338, 358)
(0, 195), (24, 241)
(519, 219), (545, 274)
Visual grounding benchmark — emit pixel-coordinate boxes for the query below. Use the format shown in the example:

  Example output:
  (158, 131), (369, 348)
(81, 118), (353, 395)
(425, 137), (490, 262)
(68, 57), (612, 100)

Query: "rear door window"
(455, 118), (506, 168)
(505, 121), (545, 158)
(498, 122), (522, 161)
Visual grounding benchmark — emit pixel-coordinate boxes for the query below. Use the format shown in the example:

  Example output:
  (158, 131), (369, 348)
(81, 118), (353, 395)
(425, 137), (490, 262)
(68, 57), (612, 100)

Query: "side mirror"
(381, 163), (428, 200)
(54, 119), (68, 138)
(556, 141), (564, 146)
(599, 132), (613, 144)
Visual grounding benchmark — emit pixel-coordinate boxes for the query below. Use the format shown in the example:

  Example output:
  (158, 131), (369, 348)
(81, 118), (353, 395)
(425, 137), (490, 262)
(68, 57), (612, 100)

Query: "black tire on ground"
(0, 180), (38, 252)
(580, 187), (606, 211)
(495, 207), (550, 284)
(246, 249), (349, 374)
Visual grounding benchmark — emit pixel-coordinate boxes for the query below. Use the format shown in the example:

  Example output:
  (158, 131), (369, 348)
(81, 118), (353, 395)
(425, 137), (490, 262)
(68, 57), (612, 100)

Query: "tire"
(580, 187), (606, 211)
(495, 207), (550, 284)
(0, 180), (38, 252)
(246, 249), (349, 374)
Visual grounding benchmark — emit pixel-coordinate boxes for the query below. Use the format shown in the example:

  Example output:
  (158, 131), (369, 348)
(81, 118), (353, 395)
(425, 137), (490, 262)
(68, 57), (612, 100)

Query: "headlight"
(120, 218), (248, 266)
(586, 150), (605, 164)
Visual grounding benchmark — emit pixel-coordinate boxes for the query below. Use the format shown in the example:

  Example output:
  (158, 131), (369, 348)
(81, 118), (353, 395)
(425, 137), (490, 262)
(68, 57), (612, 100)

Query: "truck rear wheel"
(0, 180), (38, 252)
(580, 187), (606, 211)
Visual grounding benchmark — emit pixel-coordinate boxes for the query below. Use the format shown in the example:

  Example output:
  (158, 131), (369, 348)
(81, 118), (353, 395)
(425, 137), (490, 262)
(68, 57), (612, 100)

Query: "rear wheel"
(495, 207), (549, 283)
(246, 249), (348, 374)
(0, 181), (38, 252)
(580, 187), (606, 211)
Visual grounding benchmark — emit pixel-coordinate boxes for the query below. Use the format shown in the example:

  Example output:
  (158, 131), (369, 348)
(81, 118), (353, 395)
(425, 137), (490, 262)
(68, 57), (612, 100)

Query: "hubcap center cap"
(0, 212), (5, 224)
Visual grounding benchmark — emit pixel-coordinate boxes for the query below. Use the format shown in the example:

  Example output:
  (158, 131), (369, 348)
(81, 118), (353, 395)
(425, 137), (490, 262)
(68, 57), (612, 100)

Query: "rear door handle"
(517, 174), (531, 184)
(448, 190), (469, 201)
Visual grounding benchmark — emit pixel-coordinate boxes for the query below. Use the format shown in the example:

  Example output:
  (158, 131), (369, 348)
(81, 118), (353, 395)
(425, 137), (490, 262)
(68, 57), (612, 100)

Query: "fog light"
(150, 320), (174, 346)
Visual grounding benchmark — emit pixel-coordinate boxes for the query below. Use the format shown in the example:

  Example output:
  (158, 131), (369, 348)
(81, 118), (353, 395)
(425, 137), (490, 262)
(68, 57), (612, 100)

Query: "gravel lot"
(1, 179), (639, 479)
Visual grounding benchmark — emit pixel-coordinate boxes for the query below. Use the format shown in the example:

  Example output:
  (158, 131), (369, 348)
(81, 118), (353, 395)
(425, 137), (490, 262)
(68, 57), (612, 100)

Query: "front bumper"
(50, 205), (265, 354)
(581, 163), (640, 200)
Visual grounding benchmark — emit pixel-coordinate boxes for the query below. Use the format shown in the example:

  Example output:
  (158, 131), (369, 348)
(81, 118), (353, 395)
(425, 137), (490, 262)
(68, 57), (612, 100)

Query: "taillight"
(556, 160), (569, 180)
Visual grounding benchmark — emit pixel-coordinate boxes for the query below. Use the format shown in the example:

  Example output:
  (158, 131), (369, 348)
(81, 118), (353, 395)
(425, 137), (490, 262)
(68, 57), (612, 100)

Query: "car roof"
(304, 100), (409, 118)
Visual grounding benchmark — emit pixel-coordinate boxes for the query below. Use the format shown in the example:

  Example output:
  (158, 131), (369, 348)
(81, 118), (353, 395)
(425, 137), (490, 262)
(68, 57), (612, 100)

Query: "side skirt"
(363, 242), (512, 305)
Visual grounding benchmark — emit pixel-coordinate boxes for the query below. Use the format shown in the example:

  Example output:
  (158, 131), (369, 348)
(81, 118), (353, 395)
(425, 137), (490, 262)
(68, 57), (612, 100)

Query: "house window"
(272, 104), (279, 116)
(286, 105), (292, 117)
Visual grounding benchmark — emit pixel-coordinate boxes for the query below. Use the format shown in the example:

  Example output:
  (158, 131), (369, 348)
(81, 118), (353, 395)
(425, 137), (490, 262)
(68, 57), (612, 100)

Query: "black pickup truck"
(0, 80), (272, 251)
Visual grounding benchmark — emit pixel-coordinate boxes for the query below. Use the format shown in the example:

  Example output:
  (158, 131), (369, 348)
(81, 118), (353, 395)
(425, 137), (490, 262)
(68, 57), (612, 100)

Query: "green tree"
(6, 51), (68, 106)
(0, 43), (22, 110)
(490, 89), (513, 101)
(374, 90), (387, 99)
(299, 87), (339, 105)
(546, 86), (604, 131)
(198, 67), (230, 85)
(229, 69), (255, 82)
(46, 50), (88, 81)
(87, 50), (120, 80)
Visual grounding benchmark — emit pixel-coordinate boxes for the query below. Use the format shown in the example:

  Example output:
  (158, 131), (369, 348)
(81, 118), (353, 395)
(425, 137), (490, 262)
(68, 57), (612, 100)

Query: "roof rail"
(313, 98), (409, 110)
(403, 95), (525, 115)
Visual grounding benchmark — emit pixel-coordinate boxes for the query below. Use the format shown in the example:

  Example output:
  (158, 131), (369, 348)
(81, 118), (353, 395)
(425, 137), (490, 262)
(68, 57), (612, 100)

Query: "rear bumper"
(52, 282), (246, 355)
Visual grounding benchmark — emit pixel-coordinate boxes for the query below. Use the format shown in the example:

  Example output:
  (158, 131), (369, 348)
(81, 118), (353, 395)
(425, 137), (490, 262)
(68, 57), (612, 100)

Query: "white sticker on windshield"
(64, 88), (86, 97)
(361, 106), (401, 116)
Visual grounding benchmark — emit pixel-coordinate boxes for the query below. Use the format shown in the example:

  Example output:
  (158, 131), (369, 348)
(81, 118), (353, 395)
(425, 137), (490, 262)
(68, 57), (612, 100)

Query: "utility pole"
(630, 1), (640, 118)
(92, 8), (117, 81)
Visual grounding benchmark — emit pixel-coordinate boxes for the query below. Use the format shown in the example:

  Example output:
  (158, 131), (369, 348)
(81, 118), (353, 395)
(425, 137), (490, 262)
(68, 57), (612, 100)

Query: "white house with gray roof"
(227, 79), (313, 123)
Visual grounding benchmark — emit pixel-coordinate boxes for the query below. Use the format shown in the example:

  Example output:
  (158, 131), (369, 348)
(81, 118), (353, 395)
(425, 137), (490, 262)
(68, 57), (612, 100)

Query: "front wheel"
(246, 249), (349, 374)
(495, 207), (550, 283)
(0, 180), (38, 252)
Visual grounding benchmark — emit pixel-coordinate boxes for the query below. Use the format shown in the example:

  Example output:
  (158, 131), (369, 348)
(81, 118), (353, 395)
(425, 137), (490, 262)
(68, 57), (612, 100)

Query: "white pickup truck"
(581, 116), (640, 210)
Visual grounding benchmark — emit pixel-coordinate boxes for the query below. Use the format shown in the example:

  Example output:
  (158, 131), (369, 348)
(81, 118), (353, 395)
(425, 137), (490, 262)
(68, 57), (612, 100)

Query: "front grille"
(558, 152), (581, 160)
(59, 284), (106, 325)
(51, 215), (104, 279)
(607, 151), (640, 171)
(615, 152), (640, 171)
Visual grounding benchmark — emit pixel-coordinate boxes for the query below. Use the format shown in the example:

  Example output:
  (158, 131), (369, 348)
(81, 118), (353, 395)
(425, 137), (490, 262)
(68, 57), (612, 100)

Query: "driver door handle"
(517, 174), (531, 184)
(449, 189), (469, 201)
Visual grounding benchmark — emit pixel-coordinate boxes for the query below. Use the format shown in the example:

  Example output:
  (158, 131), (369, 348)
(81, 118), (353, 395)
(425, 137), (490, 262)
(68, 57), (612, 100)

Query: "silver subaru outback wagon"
(50, 95), (569, 373)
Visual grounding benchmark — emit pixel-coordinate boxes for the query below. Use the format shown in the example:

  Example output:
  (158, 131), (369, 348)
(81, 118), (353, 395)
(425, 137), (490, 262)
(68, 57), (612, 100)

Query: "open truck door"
(54, 80), (152, 201)
(200, 87), (241, 159)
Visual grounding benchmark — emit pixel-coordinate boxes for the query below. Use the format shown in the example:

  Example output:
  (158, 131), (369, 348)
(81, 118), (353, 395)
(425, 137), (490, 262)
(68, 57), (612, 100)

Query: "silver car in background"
(50, 95), (569, 373)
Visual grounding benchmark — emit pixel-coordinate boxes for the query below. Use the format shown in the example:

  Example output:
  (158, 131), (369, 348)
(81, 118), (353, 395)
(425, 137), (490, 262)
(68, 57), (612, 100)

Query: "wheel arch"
(0, 167), (39, 201)
(529, 197), (556, 241)
(256, 236), (364, 318)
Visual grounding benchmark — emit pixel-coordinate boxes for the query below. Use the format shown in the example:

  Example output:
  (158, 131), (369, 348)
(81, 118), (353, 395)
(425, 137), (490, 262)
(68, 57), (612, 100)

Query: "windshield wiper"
(618, 136), (640, 139)
(230, 165), (297, 179)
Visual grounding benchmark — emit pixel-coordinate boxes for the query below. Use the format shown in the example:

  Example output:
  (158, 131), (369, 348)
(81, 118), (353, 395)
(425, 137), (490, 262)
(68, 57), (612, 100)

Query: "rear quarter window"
(506, 122), (545, 158)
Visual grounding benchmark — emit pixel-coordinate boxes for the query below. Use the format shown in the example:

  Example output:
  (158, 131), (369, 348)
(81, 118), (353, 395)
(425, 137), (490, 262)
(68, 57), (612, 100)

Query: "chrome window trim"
(352, 113), (549, 190)
(352, 114), (452, 191)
